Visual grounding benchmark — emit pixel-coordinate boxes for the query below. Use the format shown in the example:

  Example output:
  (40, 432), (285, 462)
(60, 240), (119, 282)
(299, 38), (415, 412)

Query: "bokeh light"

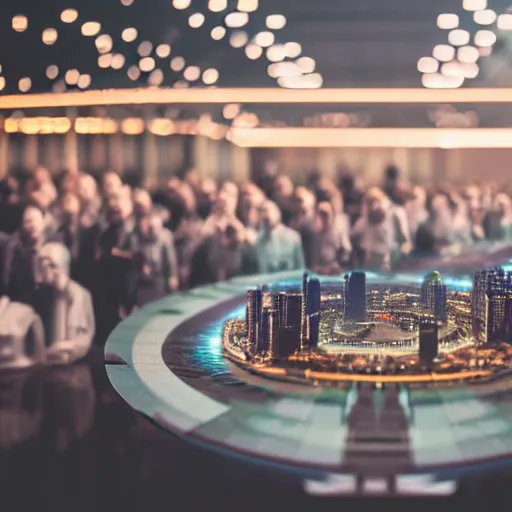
(448, 29), (470, 46)
(202, 68), (219, 85)
(65, 69), (80, 85)
(122, 27), (138, 43)
(433, 44), (456, 62)
(173, 0), (191, 9)
(266, 45), (287, 62)
(462, 0), (487, 11)
(473, 9), (497, 25)
(184, 66), (201, 81)
(229, 31), (249, 48)
(111, 54), (126, 70)
(139, 57), (155, 72)
(138, 41), (153, 57)
(46, 65), (59, 80)
(42, 28), (58, 46)
(417, 57), (439, 74)
(148, 69), (164, 86)
(285, 42), (302, 58)
(237, 0), (258, 13)
(474, 30), (497, 47)
(12, 15), (28, 33)
(156, 44), (172, 58)
(208, 0), (228, 12)
(82, 22), (101, 37)
(254, 31), (275, 47)
(437, 13), (459, 30)
(245, 43), (263, 59)
(266, 14), (287, 30)
(61, 9), (79, 23)
(170, 56), (186, 71)
(211, 26), (226, 40)
(188, 13), (205, 28)
(296, 56), (316, 73)
(225, 12), (249, 28)
(18, 77), (32, 93)
(127, 65), (141, 80)
(96, 35), (113, 54)
(78, 74), (91, 89)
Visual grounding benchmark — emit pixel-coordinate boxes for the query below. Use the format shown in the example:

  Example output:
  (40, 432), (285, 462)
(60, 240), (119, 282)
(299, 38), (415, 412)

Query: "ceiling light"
(229, 31), (249, 48)
(296, 56), (316, 73)
(433, 44), (456, 62)
(284, 42), (302, 58)
(42, 28), (58, 45)
(237, 0), (258, 13)
(61, 9), (79, 23)
(188, 13), (205, 28)
(138, 41), (153, 57)
(211, 26), (226, 40)
(203, 68), (219, 85)
(437, 13), (458, 30)
(184, 66), (201, 81)
(0, 78), (5, 92)
(98, 54), (113, 68)
(417, 57), (439, 74)
(127, 66), (141, 80)
(208, 0), (228, 12)
(473, 9), (497, 25)
(497, 13), (512, 30)
(139, 57), (155, 72)
(254, 31), (275, 47)
(78, 74), (91, 89)
(18, 77), (32, 93)
(223, 104), (240, 119)
(12, 15), (28, 33)
(462, 0), (487, 11)
(82, 22), (101, 36)
(422, 73), (464, 89)
(65, 69), (80, 85)
(111, 54), (126, 69)
(457, 46), (479, 63)
(474, 30), (497, 47)
(225, 12), (249, 28)
(46, 65), (59, 80)
(170, 56), (185, 71)
(440, 61), (462, 77)
(148, 69), (164, 87)
(173, 0), (191, 9)
(268, 62), (302, 78)
(266, 45), (287, 62)
(96, 34), (113, 54)
(122, 27), (138, 42)
(245, 44), (263, 59)
(266, 14), (286, 30)
(121, 0), (134, 5)
(448, 29), (470, 46)
(156, 44), (171, 58)
(278, 74), (323, 89)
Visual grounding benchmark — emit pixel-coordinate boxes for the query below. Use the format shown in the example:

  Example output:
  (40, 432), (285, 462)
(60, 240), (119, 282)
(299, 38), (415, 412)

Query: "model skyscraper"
(420, 271), (447, 323)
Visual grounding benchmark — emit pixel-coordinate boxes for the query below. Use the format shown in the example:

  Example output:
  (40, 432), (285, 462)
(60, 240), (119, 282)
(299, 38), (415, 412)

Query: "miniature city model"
(222, 268), (512, 384)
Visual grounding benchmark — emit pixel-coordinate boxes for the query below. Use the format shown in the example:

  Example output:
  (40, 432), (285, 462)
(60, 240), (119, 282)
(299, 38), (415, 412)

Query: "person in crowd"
(102, 170), (123, 198)
(484, 192), (512, 241)
(2, 203), (60, 305)
(77, 173), (102, 229)
(94, 193), (135, 340)
(201, 184), (240, 238)
(34, 242), (94, 365)
(196, 177), (217, 219)
(132, 188), (153, 221)
(339, 174), (365, 226)
(0, 177), (22, 234)
(310, 201), (352, 274)
(253, 200), (305, 273)
(173, 183), (204, 289)
(130, 208), (179, 307)
(289, 186), (318, 268)
(405, 186), (429, 241)
(272, 174), (296, 225)
(238, 183), (265, 230)
(352, 188), (410, 271)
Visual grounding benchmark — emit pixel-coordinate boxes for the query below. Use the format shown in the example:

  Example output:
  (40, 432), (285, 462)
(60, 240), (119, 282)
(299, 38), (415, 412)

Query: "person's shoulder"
(281, 224), (302, 241)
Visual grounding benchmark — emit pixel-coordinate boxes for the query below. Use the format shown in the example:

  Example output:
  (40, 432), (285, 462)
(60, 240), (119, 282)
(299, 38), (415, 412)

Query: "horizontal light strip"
(5, 87), (512, 109)
(228, 127), (512, 148)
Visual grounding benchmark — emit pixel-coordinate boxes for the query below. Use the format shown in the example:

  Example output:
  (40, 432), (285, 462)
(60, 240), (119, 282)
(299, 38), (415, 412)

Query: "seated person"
(34, 242), (95, 365)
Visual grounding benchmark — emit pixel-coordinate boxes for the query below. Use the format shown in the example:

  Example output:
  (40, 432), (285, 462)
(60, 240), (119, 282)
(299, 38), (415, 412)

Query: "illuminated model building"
(345, 271), (367, 322)
(420, 271), (447, 323)
(418, 315), (438, 367)
(223, 266), (512, 385)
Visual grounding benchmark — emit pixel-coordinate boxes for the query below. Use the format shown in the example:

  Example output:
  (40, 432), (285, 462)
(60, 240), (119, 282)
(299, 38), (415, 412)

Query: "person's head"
(21, 204), (46, 242)
(295, 186), (316, 216)
(214, 186), (237, 216)
(411, 186), (427, 207)
(102, 171), (123, 197)
(494, 193), (512, 216)
(385, 164), (400, 182)
(138, 207), (166, 238)
(78, 174), (99, 204)
(180, 182), (197, 214)
(365, 188), (387, 224)
(260, 200), (282, 231)
(60, 193), (81, 223)
(221, 181), (239, 205)
(184, 168), (202, 191)
(273, 174), (294, 199)
(201, 177), (218, 199)
(59, 171), (79, 194)
(106, 193), (132, 225)
(430, 193), (451, 218)
(241, 183), (265, 209)
(132, 188), (152, 219)
(34, 166), (51, 185)
(38, 242), (71, 289)
(316, 201), (334, 231)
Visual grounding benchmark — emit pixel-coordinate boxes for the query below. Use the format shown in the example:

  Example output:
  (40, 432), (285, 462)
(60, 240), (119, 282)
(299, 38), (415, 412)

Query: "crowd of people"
(0, 163), (512, 344)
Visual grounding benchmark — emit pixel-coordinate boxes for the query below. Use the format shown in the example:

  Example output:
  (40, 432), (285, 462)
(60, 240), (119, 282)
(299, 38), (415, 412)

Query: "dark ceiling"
(1, 0), (512, 95)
